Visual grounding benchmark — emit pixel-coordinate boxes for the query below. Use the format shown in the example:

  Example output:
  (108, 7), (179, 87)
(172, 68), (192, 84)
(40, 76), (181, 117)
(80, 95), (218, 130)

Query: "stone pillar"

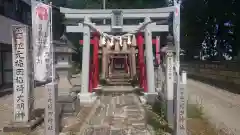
(78, 18), (95, 103)
(144, 17), (155, 93)
(174, 71), (187, 135)
(12, 26), (32, 122)
(80, 18), (90, 93)
(45, 82), (59, 134)
(166, 49), (174, 127)
(4, 24), (41, 133)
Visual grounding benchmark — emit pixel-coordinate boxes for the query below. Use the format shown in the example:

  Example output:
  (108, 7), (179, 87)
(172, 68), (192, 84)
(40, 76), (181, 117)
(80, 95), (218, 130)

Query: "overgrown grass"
(146, 101), (224, 135)
(187, 103), (227, 135)
(187, 103), (203, 119)
(145, 104), (168, 135)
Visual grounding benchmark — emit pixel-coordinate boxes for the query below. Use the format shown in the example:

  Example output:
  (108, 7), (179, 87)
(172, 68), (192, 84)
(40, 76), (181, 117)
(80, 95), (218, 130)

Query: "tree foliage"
(181, 0), (237, 60)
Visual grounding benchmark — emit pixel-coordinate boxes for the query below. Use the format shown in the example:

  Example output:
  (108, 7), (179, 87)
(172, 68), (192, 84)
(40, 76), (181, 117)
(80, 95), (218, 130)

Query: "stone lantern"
(54, 35), (81, 116)
(53, 34), (75, 96)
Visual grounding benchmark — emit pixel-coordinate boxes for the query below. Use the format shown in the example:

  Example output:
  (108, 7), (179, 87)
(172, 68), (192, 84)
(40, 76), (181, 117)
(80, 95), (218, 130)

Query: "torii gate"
(60, 5), (180, 103)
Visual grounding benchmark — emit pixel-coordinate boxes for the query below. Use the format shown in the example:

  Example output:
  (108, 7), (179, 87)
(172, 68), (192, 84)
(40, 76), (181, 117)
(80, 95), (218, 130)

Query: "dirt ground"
(187, 104), (225, 135)
(187, 118), (219, 135)
(187, 79), (240, 135)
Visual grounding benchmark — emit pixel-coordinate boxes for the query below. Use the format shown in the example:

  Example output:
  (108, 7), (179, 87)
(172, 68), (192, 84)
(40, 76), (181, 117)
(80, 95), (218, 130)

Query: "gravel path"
(187, 79), (240, 135)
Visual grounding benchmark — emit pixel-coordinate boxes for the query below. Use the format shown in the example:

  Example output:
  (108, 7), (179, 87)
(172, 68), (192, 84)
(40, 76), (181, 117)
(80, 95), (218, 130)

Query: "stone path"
(80, 93), (151, 135)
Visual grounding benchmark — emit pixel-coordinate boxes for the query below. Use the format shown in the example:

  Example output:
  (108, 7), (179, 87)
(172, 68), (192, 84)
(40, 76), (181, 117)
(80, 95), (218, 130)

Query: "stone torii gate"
(60, 6), (180, 104)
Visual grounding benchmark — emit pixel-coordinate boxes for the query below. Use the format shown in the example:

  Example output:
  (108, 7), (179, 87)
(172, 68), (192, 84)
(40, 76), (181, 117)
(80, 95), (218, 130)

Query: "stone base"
(133, 87), (144, 95)
(93, 86), (103, 91)
(58, 95), (79, 116)
(139, 96), (147, 104)
(77, 93), (97, 105)
(3, 116), (43, 133)
(143, 92), (158, 105)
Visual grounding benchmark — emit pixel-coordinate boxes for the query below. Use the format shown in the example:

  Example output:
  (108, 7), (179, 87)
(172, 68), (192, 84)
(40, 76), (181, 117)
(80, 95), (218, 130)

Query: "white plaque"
(165, 51), (174, 127)
(166, 51), (174, 100)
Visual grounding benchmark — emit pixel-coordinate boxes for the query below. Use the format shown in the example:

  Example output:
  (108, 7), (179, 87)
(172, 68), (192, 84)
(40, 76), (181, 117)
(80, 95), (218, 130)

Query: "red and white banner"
(31, 0), (52, 81)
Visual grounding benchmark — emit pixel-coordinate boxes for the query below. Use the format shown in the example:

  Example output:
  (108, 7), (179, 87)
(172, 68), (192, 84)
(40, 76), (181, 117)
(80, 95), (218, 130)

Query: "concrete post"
(166, 50), (174, 127)
(173, 3), (180, 75)
(174, 71), (187, 135)
(144, 17), (155, 93)
(45, 82), (59, 135)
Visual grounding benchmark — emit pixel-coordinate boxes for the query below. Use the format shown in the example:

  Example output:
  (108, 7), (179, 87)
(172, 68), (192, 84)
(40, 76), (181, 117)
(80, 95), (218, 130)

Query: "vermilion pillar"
(156, 36), (160, 65)
(89, 63), (93, 92)
(137, 33), (147, 92)
(93, 33), (99, 88)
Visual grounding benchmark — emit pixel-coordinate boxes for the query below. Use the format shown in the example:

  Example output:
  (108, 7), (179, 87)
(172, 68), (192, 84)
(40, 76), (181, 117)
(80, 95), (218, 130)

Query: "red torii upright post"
(137, 33), (146, 92)
(137, 33), (160, 92)
(155, 36), (161, 65)
(79, 33), (99, 92)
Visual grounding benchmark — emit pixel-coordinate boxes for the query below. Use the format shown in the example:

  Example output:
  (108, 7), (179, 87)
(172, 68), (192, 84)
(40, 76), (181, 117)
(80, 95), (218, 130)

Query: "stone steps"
(106, 81), (131, 86)
(109, 74), (130, 79)
(101, 86), (134, 93)
(109, 78), (130, 82)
